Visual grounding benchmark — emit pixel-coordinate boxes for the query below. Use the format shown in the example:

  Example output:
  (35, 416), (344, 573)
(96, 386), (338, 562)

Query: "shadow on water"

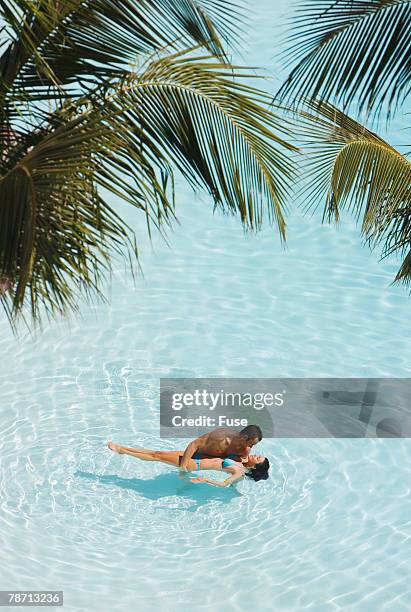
(75, 471), (242, 510)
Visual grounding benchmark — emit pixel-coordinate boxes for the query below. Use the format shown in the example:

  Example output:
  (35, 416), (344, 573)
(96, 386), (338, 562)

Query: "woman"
(107, 441), (269, 487)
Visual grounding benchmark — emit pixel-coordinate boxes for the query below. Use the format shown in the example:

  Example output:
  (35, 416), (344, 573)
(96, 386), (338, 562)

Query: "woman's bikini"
(221, 456), (242, 469)
(178, 453), (242, 472)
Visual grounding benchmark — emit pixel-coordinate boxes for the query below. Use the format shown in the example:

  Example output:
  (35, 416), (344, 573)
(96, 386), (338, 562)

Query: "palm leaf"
(297, 98), (411, 285)
(111, 49), (298, 233)
(0, 117), (141, 324)
(0, 49), (296, 326)
(277, 0), (411, 119)
(0, 0), (241, 95)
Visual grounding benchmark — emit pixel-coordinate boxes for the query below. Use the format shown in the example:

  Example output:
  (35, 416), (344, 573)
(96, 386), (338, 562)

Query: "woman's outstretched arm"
(191, 470), (244, 488)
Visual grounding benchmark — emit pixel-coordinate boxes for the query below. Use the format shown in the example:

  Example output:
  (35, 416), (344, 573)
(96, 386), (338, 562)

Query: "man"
(179, 424), (263, 472)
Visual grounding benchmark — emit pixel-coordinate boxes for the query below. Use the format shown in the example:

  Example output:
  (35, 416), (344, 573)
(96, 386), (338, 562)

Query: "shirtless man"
(179, 425), (263, 472)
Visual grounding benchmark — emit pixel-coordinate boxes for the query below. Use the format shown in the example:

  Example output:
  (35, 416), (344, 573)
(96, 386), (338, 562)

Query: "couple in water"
(108, 425), (270, 488)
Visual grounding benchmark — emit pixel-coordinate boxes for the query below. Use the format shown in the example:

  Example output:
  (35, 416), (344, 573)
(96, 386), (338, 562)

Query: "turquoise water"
(1, 1), (411, 610)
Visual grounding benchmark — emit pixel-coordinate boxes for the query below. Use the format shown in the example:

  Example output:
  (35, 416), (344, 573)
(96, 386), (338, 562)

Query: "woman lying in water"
(107, 441), (269, 487)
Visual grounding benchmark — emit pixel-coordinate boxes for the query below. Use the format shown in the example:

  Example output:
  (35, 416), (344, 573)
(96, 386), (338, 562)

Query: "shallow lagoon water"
(1, 1), (411, 610)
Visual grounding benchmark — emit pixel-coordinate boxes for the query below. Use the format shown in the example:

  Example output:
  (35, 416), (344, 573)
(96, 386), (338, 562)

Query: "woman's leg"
(109, 442), (152, 456)
(108, 441), (183, 467)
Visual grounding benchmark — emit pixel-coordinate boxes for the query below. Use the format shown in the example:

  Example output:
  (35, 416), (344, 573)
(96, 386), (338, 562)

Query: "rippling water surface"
(1, 1), (411, 610)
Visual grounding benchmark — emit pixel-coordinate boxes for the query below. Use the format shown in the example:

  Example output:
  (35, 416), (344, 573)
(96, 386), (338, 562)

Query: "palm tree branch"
(277, 0), (411, 118)
(296, 98), (411, 284)
(1, 48), (296, 325)
(0, 101), (176, 320)
(107, 52), (297, 234)
(0, 0), (242, 97)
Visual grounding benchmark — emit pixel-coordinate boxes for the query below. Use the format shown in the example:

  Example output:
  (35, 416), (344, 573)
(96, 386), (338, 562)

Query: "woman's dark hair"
(245, 458), (269, 482)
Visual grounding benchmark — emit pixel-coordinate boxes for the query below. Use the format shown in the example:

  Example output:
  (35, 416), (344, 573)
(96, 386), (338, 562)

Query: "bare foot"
(107, 441), (123, 453)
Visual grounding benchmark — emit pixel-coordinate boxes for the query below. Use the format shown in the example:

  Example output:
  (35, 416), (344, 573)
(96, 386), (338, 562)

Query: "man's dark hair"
(239, 424), (262, 442)
(245, 458), (270, 482)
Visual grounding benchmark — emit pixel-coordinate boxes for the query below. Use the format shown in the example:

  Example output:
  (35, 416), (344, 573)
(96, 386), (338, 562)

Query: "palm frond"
(277, 0), (411, 119)
(0, 0), (242, 95)
(297, 99), (411, 285)
(0, 101), (177, 323)
(111, 49), (297, 233)
(191, 0), (245, 48)
(0, 48), (296, 326)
